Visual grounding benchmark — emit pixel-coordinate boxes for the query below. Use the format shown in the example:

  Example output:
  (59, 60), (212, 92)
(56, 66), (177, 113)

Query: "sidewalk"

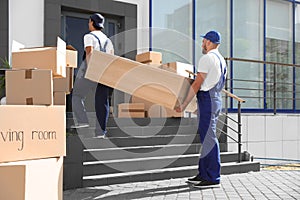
(63, 169), (300, 200)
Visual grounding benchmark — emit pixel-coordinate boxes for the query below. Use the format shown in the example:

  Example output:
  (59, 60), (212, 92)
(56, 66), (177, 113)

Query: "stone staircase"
(64, 114), (260, 189)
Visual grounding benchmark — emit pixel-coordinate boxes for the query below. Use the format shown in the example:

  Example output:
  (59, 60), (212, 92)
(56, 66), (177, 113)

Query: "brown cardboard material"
(66, 45), (78, 68)
(118, 112), (145, 118)
(132, 95), (183, 118)
(185, 96), (198, 113)
(6, 69), (53, 105)
(163, 62), (194, 78)
(0, 105), (66, 163)
(135, 51), (162, 64)
(12, 37), (66, 77)
(0, 165), (25, 200)
(131, 96), (160, 117)
(53, 67), (74, 94)
(161, 106), (183, 118)
(53, 92), (66, 106)
(85, 51), (191, 110)
(118, 103), (145, 118)
(159, 61), (195, 115)
(0, 157), (63, 200)
(146, 104), (161, 118)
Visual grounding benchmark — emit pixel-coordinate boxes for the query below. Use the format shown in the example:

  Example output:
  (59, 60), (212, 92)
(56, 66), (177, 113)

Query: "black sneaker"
(193, 180), (220, 188)
(187, 176), (204, 184)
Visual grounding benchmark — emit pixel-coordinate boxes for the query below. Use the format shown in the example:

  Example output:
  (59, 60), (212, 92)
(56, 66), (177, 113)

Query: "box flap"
(56, 37), (66, 76)
(56, 37), (66, 53)
(12, 40), (25, 52)
(66, 45), (77, 51)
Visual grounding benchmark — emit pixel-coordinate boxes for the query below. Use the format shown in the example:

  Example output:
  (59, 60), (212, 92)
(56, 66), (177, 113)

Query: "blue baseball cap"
(90, 13), (105, 29)
(200, 31), (221, 44)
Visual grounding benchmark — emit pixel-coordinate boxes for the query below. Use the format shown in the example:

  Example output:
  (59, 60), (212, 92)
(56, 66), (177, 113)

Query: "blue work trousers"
(196, 90), (222, 183)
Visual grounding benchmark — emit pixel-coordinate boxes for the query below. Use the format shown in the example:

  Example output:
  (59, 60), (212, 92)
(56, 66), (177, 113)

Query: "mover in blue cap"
(72, 13), (114, 139)
(175, 30), (227, 188)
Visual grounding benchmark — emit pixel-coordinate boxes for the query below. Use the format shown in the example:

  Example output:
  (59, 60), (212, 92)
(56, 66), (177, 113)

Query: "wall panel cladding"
(44, 0), (137, 46)
(0, 0), (9, 59)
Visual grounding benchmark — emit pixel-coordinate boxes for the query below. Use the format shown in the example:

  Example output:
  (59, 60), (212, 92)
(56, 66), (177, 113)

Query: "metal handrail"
(222, 89), (245, 103)
(221, 57), (300, 162)
(224, 57), (300, 114)
(221, 89), (245, 162)
(224, 57), (300, 68)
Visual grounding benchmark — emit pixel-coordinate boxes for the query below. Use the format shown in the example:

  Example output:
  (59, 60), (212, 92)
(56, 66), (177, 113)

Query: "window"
(151, 0), (193, 64)
(195, 0), (229, 61)
(295, 3), (300, 109)
(151, 0), (300, 112)
(232, 0), (264, 109)
(266, 0), (293, 110)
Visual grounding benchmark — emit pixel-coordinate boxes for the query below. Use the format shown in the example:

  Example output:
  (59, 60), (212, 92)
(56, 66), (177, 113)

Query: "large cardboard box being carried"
(0, 157), (63, 200)
(12, 37), (66, 77)
(85, 51), (191, 110)
(6, 69), (53, 105)
(0, 105), (66, 163)
(131, 96), (183, 118)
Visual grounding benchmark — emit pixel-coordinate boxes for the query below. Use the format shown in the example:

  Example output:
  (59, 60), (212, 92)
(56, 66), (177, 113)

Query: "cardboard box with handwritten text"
(0, 105), (66, 163)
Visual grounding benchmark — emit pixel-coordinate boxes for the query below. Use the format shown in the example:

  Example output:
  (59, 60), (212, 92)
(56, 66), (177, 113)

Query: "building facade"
(1, 0), (300, 163)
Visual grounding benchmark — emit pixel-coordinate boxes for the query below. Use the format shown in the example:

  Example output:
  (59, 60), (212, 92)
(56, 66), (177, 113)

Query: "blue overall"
(72, 33), (109, 135)
(196, 52), (226, 183)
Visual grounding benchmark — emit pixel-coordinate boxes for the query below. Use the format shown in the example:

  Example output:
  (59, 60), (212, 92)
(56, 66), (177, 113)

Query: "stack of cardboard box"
(0, 37), (77, 200)
(9, 38), (77, 106)
(135, 51), (162, 65)
(118, 103), (145, 118)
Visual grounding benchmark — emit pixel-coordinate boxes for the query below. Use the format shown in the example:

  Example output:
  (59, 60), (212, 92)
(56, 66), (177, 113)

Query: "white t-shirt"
(197, 49), (226, 91)
(83, 30), (114, 54)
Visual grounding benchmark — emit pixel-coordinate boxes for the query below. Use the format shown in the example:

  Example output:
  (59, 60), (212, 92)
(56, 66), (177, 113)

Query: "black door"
(61, 13), (122, 113)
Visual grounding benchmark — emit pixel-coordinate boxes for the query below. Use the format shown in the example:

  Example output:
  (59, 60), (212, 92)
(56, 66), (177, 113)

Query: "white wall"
(227, 113), (300, 164)
(114, 0), (150, 53)
(9, 0), (149, 58)
(9, 0), (44, 57)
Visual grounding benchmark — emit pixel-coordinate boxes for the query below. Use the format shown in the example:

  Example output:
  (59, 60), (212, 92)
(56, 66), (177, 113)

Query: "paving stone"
(63, 170), (300, 200)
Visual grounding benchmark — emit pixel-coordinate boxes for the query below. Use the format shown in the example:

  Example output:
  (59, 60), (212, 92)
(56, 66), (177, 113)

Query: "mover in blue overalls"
(72, 13), (114, 138)
(175, 30), (227, 188)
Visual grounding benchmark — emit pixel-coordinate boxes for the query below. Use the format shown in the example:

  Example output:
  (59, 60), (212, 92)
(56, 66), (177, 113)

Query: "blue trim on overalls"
(196, 52), (226, 183)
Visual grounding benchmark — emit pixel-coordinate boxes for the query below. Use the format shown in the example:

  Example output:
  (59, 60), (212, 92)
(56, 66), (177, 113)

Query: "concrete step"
(83, 154), (199, 176)
(220, 161), (260, 175)
(82, 161), (260, 187)
(70, 124), (198, 138)
(108, 125), (198, 137)
(83, 151), (249, 176)
(66, 113), (198, 129)
(83, 143), (202, 162)
(84, 145), (242, 163)
(80, 134), (199, 149)
(83, 165), (198, 187)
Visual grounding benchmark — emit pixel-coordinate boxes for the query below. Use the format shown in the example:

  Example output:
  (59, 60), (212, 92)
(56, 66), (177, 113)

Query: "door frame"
(44, 0), (137, 59)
